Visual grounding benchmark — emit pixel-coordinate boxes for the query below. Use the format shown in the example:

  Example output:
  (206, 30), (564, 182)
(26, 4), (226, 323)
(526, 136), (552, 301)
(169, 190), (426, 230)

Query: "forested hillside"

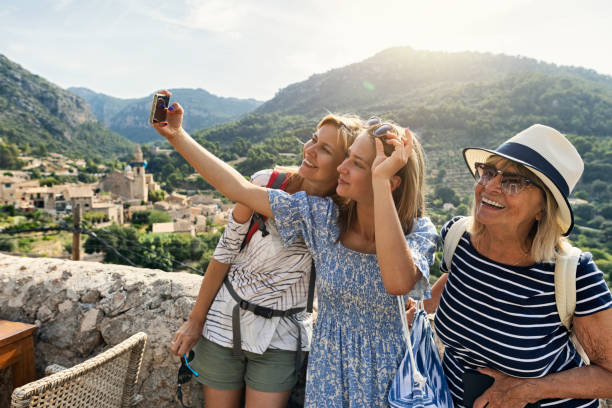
(0, 54), (134, 159)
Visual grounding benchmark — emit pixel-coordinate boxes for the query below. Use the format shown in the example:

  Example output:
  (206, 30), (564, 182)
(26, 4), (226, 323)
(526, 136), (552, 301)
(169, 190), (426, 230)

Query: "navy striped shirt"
(435, 217), (612, 408)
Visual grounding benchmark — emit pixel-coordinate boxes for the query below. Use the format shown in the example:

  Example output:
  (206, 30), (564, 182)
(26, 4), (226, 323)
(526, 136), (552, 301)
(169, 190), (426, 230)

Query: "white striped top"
(435, 216), (612, 408)
(201, 169), (313, 354)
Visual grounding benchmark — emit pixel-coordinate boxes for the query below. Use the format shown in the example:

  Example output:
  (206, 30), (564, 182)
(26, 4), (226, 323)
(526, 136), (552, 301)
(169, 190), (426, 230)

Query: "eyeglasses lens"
(474, 163), (528, 195)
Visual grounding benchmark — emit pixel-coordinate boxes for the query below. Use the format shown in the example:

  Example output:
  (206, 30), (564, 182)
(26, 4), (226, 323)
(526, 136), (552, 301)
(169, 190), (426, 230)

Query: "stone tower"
(130, 146), (147, 202)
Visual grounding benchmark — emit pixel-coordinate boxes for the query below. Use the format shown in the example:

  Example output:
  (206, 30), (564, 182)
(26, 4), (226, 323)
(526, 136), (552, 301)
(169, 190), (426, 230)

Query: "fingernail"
(168, 106), (174, 111)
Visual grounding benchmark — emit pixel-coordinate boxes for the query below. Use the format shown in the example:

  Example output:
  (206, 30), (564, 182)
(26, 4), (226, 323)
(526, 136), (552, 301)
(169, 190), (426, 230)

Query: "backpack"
(442, 216), (589, 364)
(237, 169), (316, 316)
(223, 170), (316, 373)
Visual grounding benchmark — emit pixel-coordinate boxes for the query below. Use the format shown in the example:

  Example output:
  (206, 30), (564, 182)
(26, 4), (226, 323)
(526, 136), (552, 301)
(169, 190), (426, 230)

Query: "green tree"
(231, 137), (251, 156)
(131, 210), (151, 225)
(574, 203), (596, 223)
(434, 185), (460, 206)
(149, 210), (171, 224)
(148, 190), (165, 203)
(0, 142), (23, 169)
(599, 203), (612, 219)
(33, 143), (48, 158)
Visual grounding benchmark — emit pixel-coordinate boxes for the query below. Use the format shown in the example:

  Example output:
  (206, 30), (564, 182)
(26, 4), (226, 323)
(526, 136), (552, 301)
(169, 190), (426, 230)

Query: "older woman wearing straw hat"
(430, 124), (612, 407)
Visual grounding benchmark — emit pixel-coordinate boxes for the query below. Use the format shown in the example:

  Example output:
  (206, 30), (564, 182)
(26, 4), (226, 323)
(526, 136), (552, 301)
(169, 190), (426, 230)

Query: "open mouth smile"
(482, 197), (505, 209)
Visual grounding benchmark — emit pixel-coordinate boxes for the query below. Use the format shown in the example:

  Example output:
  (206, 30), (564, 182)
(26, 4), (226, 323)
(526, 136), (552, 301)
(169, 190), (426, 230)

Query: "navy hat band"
(496, 142), (570, 196)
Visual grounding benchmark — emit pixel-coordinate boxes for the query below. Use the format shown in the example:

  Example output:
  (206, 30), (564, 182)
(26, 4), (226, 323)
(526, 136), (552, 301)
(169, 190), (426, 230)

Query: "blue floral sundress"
(269, 190), (437, 407)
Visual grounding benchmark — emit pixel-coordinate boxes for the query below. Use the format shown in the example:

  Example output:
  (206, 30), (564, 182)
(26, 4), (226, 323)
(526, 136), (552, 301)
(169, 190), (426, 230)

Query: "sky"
(1, 0), (611, 102)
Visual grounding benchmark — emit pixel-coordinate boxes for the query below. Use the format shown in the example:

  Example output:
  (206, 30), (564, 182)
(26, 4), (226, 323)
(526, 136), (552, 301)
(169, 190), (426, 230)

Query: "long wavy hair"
(337, 121), (426, 236)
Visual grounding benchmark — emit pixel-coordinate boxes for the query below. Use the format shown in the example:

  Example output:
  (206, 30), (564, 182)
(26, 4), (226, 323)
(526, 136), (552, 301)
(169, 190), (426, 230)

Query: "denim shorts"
(190, 336), (302, 392)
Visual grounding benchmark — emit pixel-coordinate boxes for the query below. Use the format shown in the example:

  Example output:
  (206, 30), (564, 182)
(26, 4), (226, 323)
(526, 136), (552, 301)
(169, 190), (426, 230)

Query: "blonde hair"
(317, 114), (362, 157)
(469, 156), (566, 263)
(338, 121), (426, 235)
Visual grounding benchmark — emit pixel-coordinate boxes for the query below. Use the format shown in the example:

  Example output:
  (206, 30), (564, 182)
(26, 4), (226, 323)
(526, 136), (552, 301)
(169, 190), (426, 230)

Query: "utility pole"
(72, 204), (81, 261)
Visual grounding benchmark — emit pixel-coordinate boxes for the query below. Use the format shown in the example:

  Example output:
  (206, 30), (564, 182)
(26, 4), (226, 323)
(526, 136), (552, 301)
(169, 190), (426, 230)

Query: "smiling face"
(474, 160), (545, 237)
(298, 123), (347, 193)
(335, 133), (376, 202)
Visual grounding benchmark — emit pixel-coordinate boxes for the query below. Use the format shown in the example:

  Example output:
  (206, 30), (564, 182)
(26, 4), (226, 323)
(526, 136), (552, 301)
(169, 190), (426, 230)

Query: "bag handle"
(396, 296), (427, 387)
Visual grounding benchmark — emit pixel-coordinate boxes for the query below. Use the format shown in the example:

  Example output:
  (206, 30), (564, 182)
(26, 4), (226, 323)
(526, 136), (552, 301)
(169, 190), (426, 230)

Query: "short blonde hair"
(338, 121), (426, 235)
(469, 156), (565, 263)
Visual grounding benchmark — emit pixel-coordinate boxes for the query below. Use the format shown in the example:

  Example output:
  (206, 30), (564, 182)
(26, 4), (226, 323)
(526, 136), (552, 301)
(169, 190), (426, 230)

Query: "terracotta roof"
(65, 186), (93, 198)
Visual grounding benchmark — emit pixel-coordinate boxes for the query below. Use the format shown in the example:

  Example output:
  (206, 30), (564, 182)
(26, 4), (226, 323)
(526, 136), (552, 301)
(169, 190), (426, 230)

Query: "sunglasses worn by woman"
(473, 162), (541, 195)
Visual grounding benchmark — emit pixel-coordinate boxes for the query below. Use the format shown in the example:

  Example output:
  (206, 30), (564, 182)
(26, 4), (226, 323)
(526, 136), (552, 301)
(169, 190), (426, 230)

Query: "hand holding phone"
(462, 369), (540, 408)
(149, 93), (170, 125)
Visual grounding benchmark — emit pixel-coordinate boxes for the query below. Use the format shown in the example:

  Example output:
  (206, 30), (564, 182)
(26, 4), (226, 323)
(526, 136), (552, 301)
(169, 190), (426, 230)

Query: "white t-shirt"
(202, 169), (314, 354)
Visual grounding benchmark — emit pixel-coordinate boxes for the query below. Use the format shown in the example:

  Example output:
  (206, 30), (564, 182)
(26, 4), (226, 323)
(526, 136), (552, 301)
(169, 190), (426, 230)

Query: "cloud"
(139, 0), (254, 34)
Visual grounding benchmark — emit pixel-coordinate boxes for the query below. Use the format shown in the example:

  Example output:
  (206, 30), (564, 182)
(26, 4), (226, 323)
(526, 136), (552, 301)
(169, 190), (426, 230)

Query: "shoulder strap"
(443, 216), (473, 272)
(554, 245), (590, 364)
(241, 171), (290, 249)
(554, 245), (582, 331)
(306, 260), (316, 313)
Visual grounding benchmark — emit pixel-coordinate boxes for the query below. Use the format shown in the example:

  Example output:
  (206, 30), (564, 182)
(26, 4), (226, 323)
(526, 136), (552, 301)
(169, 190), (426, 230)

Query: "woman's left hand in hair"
(371, 128), (413, 182)
(473, 367), (538, 408)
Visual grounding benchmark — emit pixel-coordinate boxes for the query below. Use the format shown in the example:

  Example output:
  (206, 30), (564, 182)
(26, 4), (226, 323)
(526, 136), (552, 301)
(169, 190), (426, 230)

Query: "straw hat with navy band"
(462, 124), (584, 236)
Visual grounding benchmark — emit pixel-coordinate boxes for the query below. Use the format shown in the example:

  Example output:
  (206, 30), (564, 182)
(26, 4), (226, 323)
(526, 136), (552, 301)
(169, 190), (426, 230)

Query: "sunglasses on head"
(473, 162), (541, 195)
(365, 117), (396, 137)
(177, 351), (199, 408)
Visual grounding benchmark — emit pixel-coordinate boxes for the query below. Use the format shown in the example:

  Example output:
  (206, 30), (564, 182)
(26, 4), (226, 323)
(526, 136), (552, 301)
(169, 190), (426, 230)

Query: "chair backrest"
(11, 332), (147, 408)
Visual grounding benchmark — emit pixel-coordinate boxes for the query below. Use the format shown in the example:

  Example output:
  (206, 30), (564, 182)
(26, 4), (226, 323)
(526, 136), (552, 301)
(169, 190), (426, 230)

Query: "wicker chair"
(10, 332), (147, 408)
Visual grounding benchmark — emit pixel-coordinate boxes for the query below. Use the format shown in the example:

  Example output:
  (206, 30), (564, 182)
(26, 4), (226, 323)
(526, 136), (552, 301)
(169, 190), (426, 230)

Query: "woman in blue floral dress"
(153, 96), (437, 407)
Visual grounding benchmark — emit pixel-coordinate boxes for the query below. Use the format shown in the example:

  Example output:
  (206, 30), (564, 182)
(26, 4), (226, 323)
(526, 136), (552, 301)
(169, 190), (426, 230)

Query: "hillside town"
(0, 145), (233, 235)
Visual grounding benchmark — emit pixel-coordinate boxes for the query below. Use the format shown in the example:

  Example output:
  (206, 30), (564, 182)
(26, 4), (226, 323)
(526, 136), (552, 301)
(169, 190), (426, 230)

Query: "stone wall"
(0, 254), (204, 407)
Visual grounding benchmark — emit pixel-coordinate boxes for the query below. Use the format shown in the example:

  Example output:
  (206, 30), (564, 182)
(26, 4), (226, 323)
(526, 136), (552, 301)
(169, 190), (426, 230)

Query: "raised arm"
(152, 90), (273, 218)
(372, 130), (423, 295)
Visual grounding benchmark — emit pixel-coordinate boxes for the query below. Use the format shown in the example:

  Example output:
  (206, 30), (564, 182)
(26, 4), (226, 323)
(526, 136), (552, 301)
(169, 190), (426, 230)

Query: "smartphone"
(148, 93), (170, 125)
(462, 369), (540, 408)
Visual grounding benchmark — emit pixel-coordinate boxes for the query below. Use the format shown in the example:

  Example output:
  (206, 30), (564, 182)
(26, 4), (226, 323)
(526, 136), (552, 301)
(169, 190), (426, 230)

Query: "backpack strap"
(554, 244), (590, 364)
(306, 260), (316, 313)
(443, 216), (473, 272)
(554, 245), (582, 331)
(241, 171), (290, 249)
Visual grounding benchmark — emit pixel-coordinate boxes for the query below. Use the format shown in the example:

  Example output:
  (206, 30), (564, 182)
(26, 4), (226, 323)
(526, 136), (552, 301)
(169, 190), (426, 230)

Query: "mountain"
(191, 47), (612, 195)
(256, 46), (612, 119)
(69, 87), (263, 144)
(0, 54), (134, 159)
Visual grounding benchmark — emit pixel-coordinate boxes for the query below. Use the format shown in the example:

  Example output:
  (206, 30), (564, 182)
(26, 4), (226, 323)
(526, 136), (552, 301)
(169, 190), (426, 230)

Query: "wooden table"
(0, 320), (36, 388)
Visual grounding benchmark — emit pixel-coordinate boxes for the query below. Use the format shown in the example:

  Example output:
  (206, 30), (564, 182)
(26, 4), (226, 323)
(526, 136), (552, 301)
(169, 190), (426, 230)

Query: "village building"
(165, 192), (189, 207)
(91, 202), (124, 224)
(151, 220), (195, 236)
(153, 201), (170, 212)
(0, 175), (21, 205)
(97, 146), (159, 204)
